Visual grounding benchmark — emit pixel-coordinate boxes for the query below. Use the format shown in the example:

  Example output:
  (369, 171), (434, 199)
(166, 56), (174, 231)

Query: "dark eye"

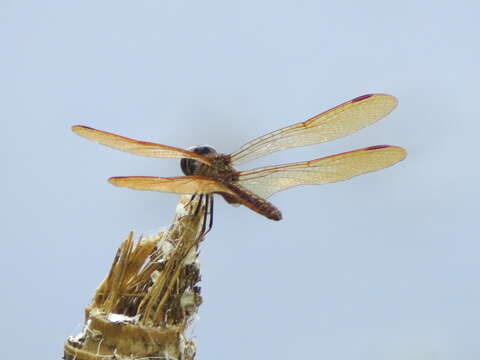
(181, 158), (198, 175)
(191, 145), (216, 156)
(180, 145), (217, 175)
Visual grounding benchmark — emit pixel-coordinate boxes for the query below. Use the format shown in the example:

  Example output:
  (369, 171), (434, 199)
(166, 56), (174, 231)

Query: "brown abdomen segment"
(223, 184), (282, 221)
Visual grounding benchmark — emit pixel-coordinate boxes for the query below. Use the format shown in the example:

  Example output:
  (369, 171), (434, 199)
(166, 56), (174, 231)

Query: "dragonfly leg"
(193, 194), (204, 216)
(186, 193), (214, 237)
(186, 193), (197, 207)
(201, 195), (214, 236)
(207, 195), (214, 233)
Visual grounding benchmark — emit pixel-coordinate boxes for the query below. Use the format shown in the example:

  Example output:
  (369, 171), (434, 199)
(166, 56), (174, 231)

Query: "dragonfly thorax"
(180, 145), (238, 184)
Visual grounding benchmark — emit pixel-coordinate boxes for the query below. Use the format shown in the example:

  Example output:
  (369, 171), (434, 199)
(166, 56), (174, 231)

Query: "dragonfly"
(72, 94), (406, 228)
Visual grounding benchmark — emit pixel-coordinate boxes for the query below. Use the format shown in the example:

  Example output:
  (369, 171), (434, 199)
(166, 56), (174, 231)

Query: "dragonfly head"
(181, 145), (217, 175)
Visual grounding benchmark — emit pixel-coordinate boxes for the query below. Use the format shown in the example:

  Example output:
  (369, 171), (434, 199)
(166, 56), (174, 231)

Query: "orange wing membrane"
(71, 125), (212, 165)
(238, 145), (406, 199)
(109, 176), (235, 195)
(230, 94), (397, 165)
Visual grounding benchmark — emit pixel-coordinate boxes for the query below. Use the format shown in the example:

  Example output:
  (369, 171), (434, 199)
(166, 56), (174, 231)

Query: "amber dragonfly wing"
(230, 94), (397, 165)
(108, 175), (235, 195)
(237, 145), (406, 199)
(71, 125), (212, 165)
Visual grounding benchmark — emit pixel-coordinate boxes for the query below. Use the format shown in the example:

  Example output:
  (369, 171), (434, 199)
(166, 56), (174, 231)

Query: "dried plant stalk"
(64, 195), (207, 360)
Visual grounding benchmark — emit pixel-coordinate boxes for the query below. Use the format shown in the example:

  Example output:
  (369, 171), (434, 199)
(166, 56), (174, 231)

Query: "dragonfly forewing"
(72, 125), (212, 165)
(230, 94), (397, 165)
(108, 176), (234, 195)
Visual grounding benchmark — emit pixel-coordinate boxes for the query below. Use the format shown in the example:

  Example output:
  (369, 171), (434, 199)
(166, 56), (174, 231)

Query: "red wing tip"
(365, 145), (390, 150)
(364, 145), (408, 158)
(351, 94), (374, 103)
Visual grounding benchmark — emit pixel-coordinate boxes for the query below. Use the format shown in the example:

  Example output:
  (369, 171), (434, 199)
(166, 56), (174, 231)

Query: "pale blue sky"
(3, 1), (480, 359)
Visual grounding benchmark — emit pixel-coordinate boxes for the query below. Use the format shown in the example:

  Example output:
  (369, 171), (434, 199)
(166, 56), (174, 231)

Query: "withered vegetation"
(64, 195), (208, 360)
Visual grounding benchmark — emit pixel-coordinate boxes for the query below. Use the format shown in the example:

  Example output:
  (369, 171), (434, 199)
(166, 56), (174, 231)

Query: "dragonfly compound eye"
(181, 145), (217, 175)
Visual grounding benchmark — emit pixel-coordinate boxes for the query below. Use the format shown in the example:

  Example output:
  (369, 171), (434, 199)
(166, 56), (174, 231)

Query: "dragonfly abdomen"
(225, 184), (282, 221)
